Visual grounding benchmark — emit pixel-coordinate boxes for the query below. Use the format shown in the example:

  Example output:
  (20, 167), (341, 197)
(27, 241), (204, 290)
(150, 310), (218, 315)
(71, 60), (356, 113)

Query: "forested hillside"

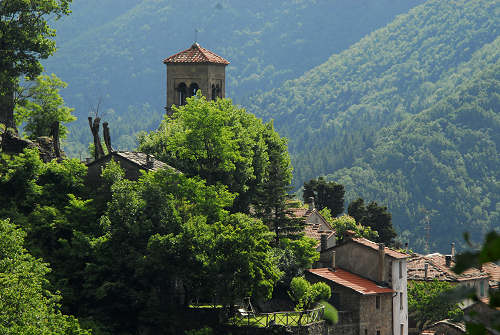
(42, 0), (424, 156)
(246, 0), (500, 251)
(332, 60), (500, 252)
(249, 0), (499, 187)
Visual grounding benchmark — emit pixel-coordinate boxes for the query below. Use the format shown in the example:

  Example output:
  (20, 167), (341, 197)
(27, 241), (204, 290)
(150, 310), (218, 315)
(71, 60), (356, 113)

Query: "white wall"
(391, 260), (408, 335)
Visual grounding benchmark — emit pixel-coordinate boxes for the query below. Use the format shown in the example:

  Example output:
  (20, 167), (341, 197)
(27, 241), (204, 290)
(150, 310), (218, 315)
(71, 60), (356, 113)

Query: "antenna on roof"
(194, 28), (199, 43)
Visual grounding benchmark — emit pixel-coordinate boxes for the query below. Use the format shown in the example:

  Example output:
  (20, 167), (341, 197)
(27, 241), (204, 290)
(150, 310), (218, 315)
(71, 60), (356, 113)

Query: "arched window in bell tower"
(177, 83), (187, 105)
(216, 84), (222, 98)
(189, 83), (199, 97)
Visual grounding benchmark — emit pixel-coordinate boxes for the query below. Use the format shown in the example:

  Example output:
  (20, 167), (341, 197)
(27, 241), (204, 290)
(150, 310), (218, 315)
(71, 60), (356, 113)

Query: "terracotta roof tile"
(407, 254), (489, 282)
(163, 43), (229, 65)
(307, 268), (394, 295)
(350, 237), (409, 259)
(481, 262), (500, 288)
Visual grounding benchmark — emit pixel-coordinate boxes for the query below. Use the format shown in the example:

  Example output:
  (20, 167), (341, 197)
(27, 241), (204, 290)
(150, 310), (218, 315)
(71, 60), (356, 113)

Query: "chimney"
(445, 255), (452, 267)
(378, 243), (385, 283)
(344, 230), (356, 242)
(307, 197), (315, 210)
(451, 242), (455, 259)
(424, 263), (428, 279)
(321, 234), (328, 252)
(330, 250), (336, 270)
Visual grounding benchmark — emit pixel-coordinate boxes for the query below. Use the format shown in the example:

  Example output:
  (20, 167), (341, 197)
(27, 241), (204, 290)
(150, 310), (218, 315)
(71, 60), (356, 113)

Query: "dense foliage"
(15, 74), (76, 139)
(0, 0), (72, 128)
(288, 277), (331, 311)
(0, 219), (89, 334)
(245, 0), (500, 252)
(319, 209), (377, 243)
(303, 177), (345, 217)
(332, 61), (500, 251)
(408, 280), (463, 332)
(138, 94), (301, 241)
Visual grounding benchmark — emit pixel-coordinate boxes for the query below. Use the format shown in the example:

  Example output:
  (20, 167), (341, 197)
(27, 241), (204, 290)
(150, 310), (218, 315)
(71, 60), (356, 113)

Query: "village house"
(288, 199), (336, 251)
(407, 245), (490, 301)
(306, 231), (409, 335)
(86, 151), (175, 183)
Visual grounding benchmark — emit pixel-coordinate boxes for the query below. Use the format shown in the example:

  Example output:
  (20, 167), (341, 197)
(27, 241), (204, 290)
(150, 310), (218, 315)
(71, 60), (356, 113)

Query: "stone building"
(306, 267), (395, 335)
(163, 43), (229, 115)
(86, 151), (175, 184)
(307, 232), (409, 335)
(288, 203), (336, 251)
(407, 251), (490, 300)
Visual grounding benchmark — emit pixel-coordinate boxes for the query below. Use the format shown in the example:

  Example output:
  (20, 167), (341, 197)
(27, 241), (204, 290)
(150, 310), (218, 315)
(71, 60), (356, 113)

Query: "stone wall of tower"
(166, 63), (226, 113)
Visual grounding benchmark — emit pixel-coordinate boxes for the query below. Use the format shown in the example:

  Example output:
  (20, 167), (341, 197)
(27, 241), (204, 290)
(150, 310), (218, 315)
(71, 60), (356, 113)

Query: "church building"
(163, 43), (229, 115)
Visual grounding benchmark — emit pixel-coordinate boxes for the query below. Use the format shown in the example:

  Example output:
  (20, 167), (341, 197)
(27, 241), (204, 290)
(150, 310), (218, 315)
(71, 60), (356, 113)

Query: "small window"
(400, 292), (403, 310)
(399, 261), (403, 279)
(376, 296), (380, 309)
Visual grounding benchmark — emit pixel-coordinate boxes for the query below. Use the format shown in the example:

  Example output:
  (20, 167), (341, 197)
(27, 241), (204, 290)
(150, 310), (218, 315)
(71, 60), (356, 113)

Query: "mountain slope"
(248, 0), (500, 186)
(42, 0), (425, 156)
(331, 60), (500, 252)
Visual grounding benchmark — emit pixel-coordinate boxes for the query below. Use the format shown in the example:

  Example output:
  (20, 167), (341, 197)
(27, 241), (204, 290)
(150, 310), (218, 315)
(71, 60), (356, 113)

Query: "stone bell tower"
(163, 43), (229, 115)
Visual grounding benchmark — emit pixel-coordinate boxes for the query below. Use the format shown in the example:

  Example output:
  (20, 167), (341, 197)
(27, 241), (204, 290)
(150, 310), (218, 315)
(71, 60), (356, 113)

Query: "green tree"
(138, 93), (270, 212)
(303, 177), (345, 216)
(273, 237), (320, 286)
(0, 0), (72, 129)
(288, 277), (331, 311)
(408, 280), (463, 332)
(347, 198), (396, 245)
(0, 149), (99, 321)
(0, 219), (89, 335)
(320, 208), (378, 242)
(252, 122), (302, 242)
(15, 74), (76, 139)
(139, 93), (296, 221)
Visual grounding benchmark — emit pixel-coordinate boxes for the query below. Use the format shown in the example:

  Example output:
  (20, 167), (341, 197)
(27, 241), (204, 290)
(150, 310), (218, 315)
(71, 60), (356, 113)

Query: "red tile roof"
(407, 254), (489, 282)
(163, 43), (229, 65)
(307, 268), (394, 295)
(350, 237), (409, 259)
(481, 262), (500, 288)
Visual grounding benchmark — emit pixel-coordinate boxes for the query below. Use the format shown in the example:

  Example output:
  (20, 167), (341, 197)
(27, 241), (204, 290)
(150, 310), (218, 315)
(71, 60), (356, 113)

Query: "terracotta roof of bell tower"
(163, 43), (229, 65)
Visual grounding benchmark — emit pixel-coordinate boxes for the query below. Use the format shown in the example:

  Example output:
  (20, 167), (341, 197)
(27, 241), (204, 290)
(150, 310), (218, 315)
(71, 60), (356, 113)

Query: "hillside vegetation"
(333, 60), (500, 252)
(42, 0), (424, 156)
(246, 0), (500, 251)
(249, 0), (500, 186)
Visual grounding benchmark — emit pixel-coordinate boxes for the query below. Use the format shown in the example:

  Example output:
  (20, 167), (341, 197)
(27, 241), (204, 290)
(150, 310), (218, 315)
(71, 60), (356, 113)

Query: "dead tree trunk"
(103, 121), (113, 153)
(50, 121), (62, 158)
(88, 117), (105, 160)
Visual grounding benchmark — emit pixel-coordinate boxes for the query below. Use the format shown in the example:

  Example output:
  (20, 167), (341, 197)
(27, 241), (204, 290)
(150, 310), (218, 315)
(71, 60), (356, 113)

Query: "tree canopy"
(347, 198), (396, 245)
(303, 177), (345, 216)
(0, 0), (72, 128)
(0, 218), (89, 335)
(15, 74), (75, 139)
